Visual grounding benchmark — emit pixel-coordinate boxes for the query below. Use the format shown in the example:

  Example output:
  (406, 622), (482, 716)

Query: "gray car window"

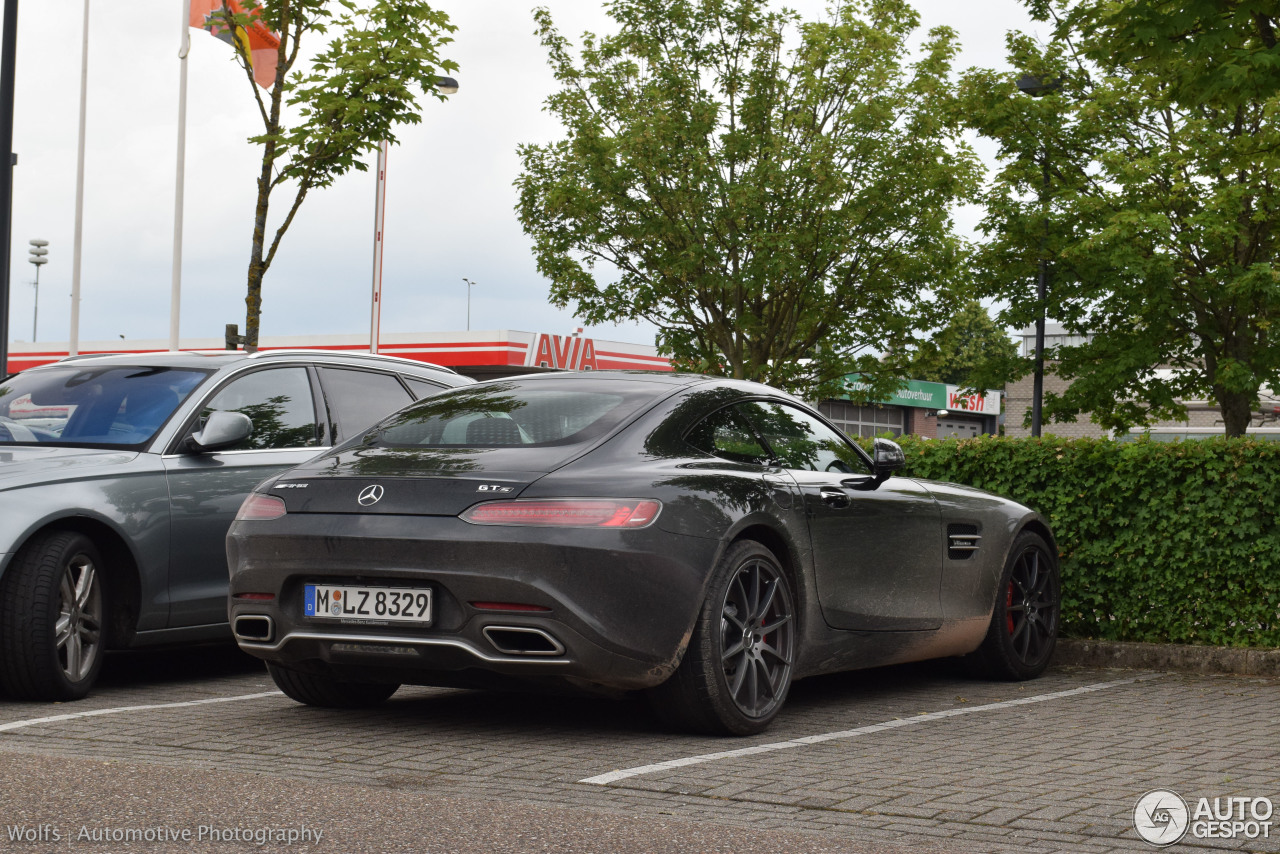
(200, 367), (318, 451)
(0, 366), (209, 448)
(318, 367), (413, 440)
(739, 401), (870, 474)
(403, 376), (446, 399)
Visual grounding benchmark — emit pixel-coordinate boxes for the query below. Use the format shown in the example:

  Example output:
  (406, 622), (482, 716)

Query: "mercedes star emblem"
(357, 484), (385, 506)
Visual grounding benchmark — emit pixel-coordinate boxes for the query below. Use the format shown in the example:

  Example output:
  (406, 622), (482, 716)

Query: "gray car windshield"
(0, 366), (210, 448)
(373, 382), (656, 448)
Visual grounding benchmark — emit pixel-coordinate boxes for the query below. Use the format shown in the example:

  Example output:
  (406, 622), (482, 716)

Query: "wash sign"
(841, 375), (1001, 414)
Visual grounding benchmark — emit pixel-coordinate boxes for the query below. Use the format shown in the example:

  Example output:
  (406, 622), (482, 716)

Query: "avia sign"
(526, 333), (599, 370)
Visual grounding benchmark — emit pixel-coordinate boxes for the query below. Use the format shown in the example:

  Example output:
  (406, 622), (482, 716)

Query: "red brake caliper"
(1005, 582), (1015, 635)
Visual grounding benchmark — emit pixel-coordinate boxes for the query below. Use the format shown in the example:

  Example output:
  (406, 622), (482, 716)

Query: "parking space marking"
(0, 691), (283, 734)
(580, 674), (1161, 784)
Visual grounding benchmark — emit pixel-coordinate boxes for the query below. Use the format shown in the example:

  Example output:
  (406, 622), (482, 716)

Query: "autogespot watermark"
(4, 823), (323, 846)
(1133, 789), (1274, 847)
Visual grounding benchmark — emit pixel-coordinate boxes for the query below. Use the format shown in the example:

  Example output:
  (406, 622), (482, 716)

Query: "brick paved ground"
(0, 647), (1276, 853)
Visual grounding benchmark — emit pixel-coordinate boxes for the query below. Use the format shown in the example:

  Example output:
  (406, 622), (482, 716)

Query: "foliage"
(1036, 0), (1280, 107)
(214, 0), (457, 349)
(875, 435), (1280, 648)
(964, 4), (1280, 437)
(516, 0), (980, 400)
(891, 299), (1019, 389)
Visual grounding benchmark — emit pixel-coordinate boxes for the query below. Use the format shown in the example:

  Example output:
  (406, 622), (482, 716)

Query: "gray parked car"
(0, 349), (470, 701)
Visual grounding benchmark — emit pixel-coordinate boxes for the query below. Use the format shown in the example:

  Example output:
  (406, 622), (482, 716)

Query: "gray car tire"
(648, 540), (797, 736)
(0, 530), (107, 701)
(266, 662), (400, 708)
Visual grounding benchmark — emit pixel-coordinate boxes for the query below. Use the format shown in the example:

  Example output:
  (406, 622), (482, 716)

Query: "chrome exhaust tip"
(482, 626), (565, 656)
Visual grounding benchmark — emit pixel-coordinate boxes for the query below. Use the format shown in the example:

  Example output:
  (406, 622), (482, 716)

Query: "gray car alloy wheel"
(0, 530), (108, 700)
(56, 552), (103, 685)
(718, 553), (795, 719)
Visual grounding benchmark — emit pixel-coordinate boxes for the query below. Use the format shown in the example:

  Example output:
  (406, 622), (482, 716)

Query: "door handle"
(819, 486), (850, 508)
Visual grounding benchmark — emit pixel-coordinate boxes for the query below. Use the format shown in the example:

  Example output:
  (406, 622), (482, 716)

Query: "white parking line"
(0, 691), (284, 733)
(580, 675), (1160, 785)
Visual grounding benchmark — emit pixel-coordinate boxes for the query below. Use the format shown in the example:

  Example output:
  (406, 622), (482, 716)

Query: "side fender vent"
(948, 524), (981, 560)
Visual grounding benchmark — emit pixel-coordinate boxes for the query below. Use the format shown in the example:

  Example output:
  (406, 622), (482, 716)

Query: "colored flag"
(189, 0), (281, 89)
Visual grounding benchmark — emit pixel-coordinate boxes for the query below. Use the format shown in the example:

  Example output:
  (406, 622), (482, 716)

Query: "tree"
(515, 0), (980, 400)
(1034, 0), (1280, 107)
(212, 0), (457, 350)
(897, 299), (1019, 388)
(964, 4), (1280, 437)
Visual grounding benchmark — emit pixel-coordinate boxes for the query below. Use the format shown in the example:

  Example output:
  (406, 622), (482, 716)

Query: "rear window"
(372, 382), (658, 448)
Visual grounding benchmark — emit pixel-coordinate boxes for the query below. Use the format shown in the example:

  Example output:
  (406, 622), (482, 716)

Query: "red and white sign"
(4, 330), (672, 376)
(944, 385), (1001, 416)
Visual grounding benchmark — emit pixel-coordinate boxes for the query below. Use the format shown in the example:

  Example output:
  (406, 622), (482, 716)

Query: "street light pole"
(462, 277), (476, 330)
(27, 239), (46, 342)
(1016, 74), (1061, 439)
(0, 0), (20, 377)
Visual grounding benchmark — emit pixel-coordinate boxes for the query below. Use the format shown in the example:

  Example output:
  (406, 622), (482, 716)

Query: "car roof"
(463, 370), (804, 401)
(36, 349), (464, 381)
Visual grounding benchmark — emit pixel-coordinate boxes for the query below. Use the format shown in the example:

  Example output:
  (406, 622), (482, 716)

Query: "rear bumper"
(226, 513), (719, 691)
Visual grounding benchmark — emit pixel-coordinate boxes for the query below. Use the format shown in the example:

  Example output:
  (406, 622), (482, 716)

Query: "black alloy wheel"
(967, 531), (1059, 680)
(649, 540), (796, 735)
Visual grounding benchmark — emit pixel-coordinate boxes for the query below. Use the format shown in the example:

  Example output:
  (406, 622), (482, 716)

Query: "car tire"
(266, 662), (400, 708)
(648, 540), (797, 736)
(965, 531), (1060, 680)
(0, 530), (108, 701)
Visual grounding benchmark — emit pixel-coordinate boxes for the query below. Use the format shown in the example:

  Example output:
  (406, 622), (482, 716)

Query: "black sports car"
(227, 372), (1060, 734)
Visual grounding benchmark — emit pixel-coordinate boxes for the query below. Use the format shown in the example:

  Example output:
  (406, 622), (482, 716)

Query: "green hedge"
(878, 436), (1280, 648)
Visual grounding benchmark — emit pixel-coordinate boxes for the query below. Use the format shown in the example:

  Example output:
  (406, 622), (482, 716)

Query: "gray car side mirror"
(187, 411), (253, 453)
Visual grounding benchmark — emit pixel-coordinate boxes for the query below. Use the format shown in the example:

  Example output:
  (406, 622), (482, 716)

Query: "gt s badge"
(477, 484), (514, 493)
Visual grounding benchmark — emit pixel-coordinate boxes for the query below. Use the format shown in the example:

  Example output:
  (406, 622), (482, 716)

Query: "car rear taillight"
(235, 493), (287, 521)
(460, 499), (662, 529)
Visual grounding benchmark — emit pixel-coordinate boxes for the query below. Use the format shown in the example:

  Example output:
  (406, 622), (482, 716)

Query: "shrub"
(882, 436), (1280, 647)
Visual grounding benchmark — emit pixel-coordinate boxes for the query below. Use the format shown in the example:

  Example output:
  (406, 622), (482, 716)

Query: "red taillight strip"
(460, 499), (662, 529)
(234, 592), (276, 601)
(234, 493), (287, 522)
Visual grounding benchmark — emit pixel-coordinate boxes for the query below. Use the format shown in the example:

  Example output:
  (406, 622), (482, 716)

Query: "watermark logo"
(1134, 790), (1274, 846)
(1134, 790), (1189, 846)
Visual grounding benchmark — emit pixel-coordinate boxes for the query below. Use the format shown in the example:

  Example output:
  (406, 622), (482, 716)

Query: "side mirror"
(187, 411), (253, 453)
(871, 437), (906, 477)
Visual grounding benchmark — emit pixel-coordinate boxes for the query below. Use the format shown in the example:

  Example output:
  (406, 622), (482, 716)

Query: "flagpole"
(69, 0), (89, 357)
(369, 139), (388, 354)
(170, 1), (192, 353)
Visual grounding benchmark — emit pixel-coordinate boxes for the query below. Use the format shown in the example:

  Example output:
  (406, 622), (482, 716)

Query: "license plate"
(304, 584), (432, 625)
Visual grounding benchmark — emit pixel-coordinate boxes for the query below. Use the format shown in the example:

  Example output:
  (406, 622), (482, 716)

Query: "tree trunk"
(1217, 390), (1254, 438)
(243, 138), (275, 352)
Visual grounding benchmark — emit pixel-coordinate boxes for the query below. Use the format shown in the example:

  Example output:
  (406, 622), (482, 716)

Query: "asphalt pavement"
(0, 645), (1276, 854)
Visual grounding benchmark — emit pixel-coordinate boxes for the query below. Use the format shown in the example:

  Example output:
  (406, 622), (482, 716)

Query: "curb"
(1053, 638), (1280, 677)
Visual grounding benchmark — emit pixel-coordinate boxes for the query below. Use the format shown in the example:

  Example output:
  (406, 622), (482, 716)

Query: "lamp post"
(1016, 74), (1061, 439)
(27, 239), (46, 341)
(462, 277), (476, 330)
(0, 0), (19, 377)
(368, 75), (458, 355)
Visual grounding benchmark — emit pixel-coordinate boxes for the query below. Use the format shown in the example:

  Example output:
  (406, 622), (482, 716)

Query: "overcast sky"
(2, 0), (1045, 349)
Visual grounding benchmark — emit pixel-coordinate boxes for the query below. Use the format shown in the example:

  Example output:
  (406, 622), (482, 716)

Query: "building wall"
(1004, 372), (1104, 438)
(1005, 371), (1258, 438)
